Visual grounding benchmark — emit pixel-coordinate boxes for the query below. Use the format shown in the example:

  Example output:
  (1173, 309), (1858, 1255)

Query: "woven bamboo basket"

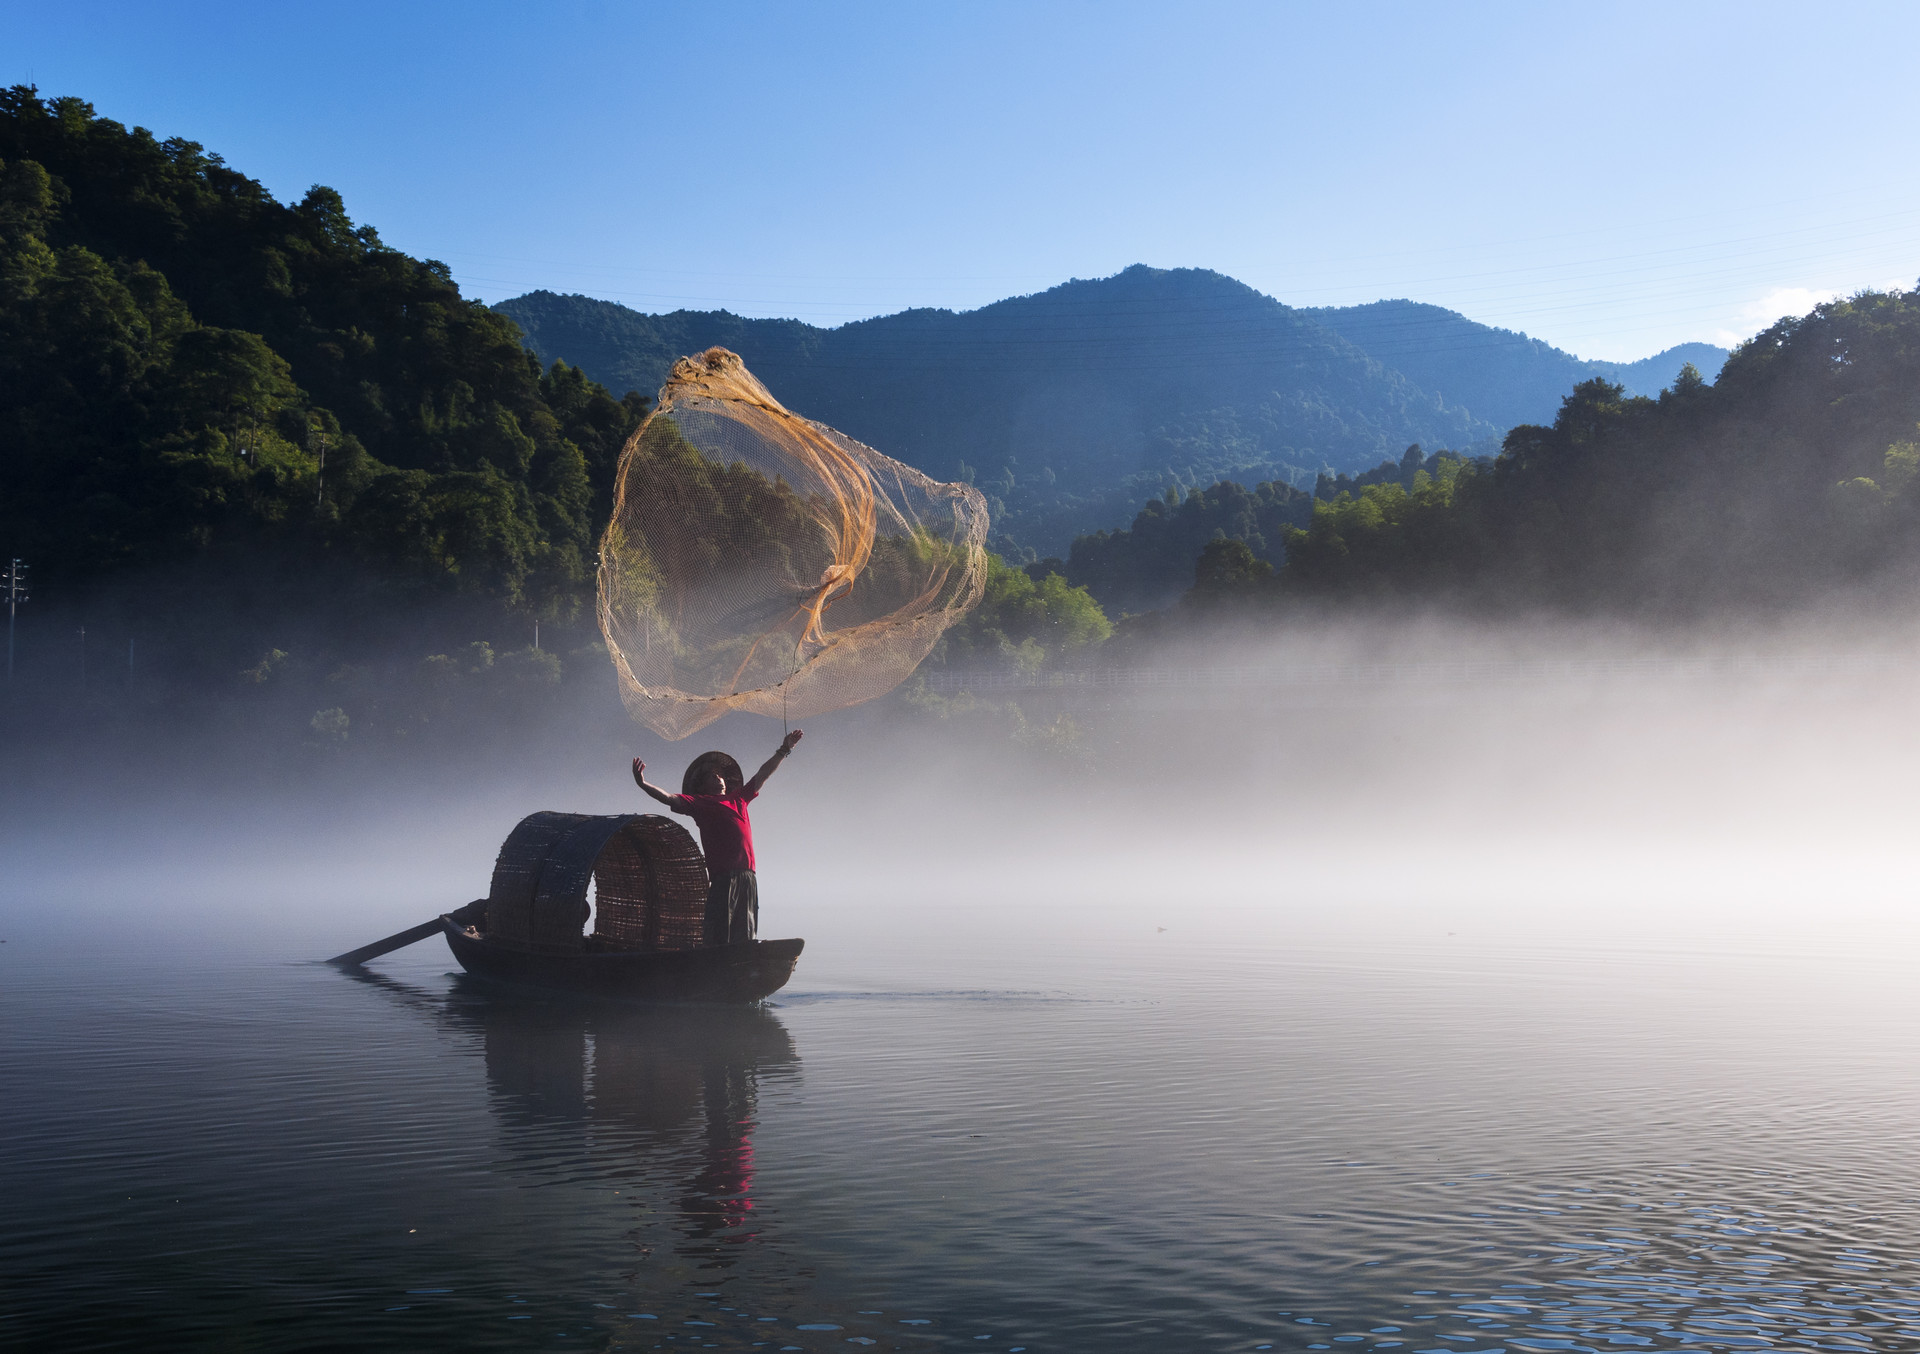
(590, 817), (708, 951)
(484, 812), (708, 953)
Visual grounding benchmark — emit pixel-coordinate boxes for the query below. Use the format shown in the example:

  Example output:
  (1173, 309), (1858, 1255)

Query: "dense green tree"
(936, 554), (1111, 671)
(1313, 443), (1475, 500)
(1281, 445), (1483, 598)
(0, 87), (648, 631)
(1188, 538), (1275, 606)
(1064, 477), (1311, 612)
(1277, 288), (1920, 610)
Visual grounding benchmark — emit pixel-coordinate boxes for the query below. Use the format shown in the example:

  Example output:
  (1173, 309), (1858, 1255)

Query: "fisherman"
(631, 729), (803, 946)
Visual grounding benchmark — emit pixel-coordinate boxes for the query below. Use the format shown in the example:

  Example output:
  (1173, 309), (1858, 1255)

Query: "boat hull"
(440, 917), (802, 1004)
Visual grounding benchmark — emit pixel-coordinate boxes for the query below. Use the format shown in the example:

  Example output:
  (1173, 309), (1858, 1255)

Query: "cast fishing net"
(598, 347), (990, 740)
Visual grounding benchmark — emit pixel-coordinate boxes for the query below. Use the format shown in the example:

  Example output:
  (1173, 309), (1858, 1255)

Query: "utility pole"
(534, 618), (540, 651)
(4, 559), (25, 680)
(309, 416), (328, 506)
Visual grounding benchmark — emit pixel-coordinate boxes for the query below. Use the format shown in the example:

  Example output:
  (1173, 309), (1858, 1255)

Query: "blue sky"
(9, 0), (1918, 361)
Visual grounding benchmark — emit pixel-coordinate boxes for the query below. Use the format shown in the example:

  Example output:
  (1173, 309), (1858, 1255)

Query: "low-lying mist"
(4, 607), (1917, 974)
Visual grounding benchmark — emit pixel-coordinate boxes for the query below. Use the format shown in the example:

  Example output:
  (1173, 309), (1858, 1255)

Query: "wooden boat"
(335, 811), (803, 1004)
(440, 915), (804, 1004)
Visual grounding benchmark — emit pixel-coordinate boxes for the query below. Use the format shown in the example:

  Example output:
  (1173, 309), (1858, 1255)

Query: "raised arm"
(631, 758), (679, 808)
(745, 730), (803, 796)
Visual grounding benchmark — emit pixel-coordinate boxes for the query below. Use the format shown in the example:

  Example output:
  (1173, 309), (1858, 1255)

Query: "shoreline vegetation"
(5, 88), (1920, 767)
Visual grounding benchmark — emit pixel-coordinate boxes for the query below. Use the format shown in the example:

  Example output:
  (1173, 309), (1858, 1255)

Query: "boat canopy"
(485, 812), (708, 952)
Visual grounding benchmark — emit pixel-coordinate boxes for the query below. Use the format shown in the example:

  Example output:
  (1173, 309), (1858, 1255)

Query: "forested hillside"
(497, 269), (1500, 554)
(1045, 444), (1475, 613)
(0, 87), (644, 647)
(1063, 479), (1313, 614)
(1273, 289), (1920, 611)
(498, 277), (1731, 557)
(0, 88), (1119, 754)
(1305, 299), (1727, 430)
(6, 83), (1905, 760)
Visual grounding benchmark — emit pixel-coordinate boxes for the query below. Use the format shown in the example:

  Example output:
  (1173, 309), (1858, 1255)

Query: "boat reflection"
(344, 968), (798, 1267)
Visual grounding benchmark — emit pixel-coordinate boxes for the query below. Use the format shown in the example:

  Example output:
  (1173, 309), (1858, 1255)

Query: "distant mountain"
(497, 269), (1731, 554)
(500, 302), (823, 409)
(1303, 300), (1727, 430)
(1594, 342), (1729, 397)
(497, 267), (1500, 553)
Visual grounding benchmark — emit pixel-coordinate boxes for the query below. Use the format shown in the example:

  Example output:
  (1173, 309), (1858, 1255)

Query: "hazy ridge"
(1303, 298), (1726, 429)
(497, 273), (1725, 552)
(497, 267), (1499, 549)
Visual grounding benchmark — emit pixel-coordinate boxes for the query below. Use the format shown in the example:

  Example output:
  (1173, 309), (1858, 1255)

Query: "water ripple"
(4, 936), (1919, 1351)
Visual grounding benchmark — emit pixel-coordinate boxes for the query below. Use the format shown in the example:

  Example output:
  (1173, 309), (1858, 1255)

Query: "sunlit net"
(598, 347), (990, 740)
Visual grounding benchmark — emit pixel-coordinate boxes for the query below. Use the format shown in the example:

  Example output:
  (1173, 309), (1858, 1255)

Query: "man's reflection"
(346, 968), (796, 1268)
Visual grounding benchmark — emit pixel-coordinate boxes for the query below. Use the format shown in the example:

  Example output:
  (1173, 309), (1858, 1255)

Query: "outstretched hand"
(632, 756), (678, 807)
(781, 729), (803, 753)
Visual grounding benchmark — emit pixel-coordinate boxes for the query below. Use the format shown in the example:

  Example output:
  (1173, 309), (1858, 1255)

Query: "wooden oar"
(328, 900), (486, 967)
(327, 920), (443, 967)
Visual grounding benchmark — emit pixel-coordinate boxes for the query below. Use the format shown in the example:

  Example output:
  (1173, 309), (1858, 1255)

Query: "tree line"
(0, 86), (645, 661)
(9, 85), (1916, 761)
(1275, 283), (1920, 612)
(0, 89), (1118, 756)
(1060, 287), (1920, 619)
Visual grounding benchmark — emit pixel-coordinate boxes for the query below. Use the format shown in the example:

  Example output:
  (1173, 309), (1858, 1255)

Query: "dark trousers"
(705, 869), (759, 946)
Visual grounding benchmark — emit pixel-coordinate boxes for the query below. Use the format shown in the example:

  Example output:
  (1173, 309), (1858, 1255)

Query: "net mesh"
(598, 347), (990, 740)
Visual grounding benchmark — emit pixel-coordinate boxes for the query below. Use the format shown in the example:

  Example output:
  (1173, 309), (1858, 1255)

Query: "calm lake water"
(5, 920), (1920, 1353)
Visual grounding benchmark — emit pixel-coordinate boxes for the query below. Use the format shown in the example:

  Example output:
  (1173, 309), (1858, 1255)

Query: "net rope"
(597, 348), (990, 740)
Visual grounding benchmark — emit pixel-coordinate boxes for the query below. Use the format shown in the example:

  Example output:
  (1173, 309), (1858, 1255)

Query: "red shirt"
(669, 788), (758, 873)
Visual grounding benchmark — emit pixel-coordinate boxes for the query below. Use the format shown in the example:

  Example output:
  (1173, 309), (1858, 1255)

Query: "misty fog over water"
(8, 614), (1918, 952)
(5, 617), (1920, 1351)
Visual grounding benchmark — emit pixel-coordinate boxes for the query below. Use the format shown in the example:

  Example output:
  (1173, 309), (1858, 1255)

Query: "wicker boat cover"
(485, 812), (708, 951)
